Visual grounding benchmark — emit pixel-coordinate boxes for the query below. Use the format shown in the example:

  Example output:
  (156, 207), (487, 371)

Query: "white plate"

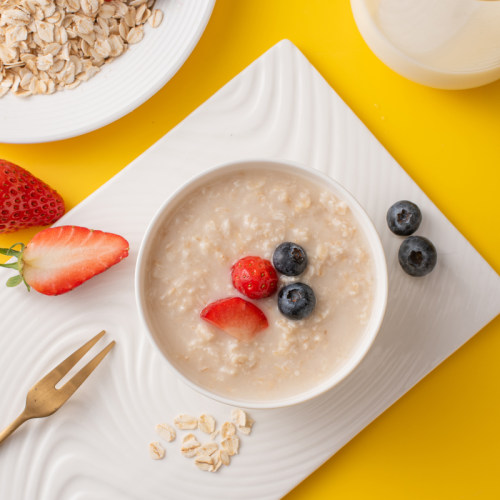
(0, 0), (215, 144)
(0, 40), (498, 500)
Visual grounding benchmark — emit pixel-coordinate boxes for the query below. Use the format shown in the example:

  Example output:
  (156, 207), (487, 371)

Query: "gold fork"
(0, 330), (115, 445)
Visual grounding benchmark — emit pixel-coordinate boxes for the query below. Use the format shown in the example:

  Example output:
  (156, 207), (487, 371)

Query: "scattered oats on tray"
(221, 435), (239, 456)
(198, 413), (216, 434)
(219, 449), (230, 466)
(150, 409), (255, 473)
(231, 408), (254, 435)
(149, 441), (165, 460)
(155, 422), (176, 443)
(194, 454), (215, 472)
(220, 421), (236, 439)
(195, 441), (218, 457)
(173, 414), (198, 430)
(0, 0), (164, 99)
(180, 433), (201, 458)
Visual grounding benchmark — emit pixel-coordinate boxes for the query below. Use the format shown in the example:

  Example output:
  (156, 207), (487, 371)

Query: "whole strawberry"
(0, 159), (65, 233)
(231, 256), (278, 299)
(0, 226), (129, 295)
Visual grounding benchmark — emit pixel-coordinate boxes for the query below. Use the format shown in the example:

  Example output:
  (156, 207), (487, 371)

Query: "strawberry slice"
(200, 297), (268, 341)
(0, 226), (129, 295)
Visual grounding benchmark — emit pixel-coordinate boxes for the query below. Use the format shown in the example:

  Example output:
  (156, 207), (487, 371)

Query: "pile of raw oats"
(149, 409), (255, 473)
(0, 0), (163, 98)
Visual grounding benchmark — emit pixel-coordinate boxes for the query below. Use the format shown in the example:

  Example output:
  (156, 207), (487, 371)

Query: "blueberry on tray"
(398, 236), (437, 277)
(387, 200), (422, 236)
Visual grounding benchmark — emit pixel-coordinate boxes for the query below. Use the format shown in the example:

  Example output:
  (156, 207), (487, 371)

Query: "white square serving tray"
(0, 40), (499, 500)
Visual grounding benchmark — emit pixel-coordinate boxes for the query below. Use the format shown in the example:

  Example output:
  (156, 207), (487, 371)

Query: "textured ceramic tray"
(0, 40), (498, 500)
(0, 0), (214, 144)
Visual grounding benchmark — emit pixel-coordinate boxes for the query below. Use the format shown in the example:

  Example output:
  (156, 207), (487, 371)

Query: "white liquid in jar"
(352, 0), (500, 88)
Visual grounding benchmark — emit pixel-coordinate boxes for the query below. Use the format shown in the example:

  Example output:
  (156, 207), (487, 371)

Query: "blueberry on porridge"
(273, 242), (308, 276)
(278, 282), (316, 320)
(145, 169), (375, 400)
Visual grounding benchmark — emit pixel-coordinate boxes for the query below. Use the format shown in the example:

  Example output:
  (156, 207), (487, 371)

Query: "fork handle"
(0, 411), (30, 445)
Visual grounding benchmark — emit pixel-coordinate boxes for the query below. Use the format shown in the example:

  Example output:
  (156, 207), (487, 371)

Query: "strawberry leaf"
(0, 248), (21, 257)
(0, 243), (24, 258)
(0, 262), (19, 269)
(6, 275), (22, 287)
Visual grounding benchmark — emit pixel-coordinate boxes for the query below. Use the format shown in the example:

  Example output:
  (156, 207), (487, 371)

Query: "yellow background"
(1, 1), (499, 498)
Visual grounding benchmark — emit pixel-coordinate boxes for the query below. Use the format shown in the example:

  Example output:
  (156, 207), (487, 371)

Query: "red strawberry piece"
(0, 226), (129, 295)
(0, 159), (65, 234)
(231, 256), (278, 300)
(200, 297), (268, 341)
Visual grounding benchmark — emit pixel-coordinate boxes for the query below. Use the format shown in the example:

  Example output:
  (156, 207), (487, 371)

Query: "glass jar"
(351, 0), (500, 89)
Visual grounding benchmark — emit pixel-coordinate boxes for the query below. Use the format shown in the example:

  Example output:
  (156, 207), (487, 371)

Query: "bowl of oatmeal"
(135, 159), (388, 408)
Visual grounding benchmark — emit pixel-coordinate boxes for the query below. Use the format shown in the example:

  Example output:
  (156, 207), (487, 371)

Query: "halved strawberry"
(200, 297), (268, 341)
(0, 226), (129, 295)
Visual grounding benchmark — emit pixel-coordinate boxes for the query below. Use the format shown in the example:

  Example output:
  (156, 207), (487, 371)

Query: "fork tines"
(37, 330), (114, 391)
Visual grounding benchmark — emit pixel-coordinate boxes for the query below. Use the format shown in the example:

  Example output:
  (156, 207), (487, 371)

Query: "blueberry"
(273, 242), (308, 276)
(398, 236), (437, 277)
(278, 282), (316, 320)
(387, 200), (422, 236)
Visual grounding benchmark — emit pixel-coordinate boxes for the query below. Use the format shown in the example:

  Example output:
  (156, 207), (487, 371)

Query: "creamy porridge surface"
(146, 169), (374, 401)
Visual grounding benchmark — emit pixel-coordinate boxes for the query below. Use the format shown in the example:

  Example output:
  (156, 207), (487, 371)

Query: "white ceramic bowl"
(135, 159), (388, 408)
(0, 0), (214, 143)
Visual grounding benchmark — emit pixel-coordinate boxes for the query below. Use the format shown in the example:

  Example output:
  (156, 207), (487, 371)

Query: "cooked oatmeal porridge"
(146, 169), (375, 400)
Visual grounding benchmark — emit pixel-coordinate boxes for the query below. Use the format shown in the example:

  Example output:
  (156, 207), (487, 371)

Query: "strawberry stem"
(0, 243), (29, 291)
